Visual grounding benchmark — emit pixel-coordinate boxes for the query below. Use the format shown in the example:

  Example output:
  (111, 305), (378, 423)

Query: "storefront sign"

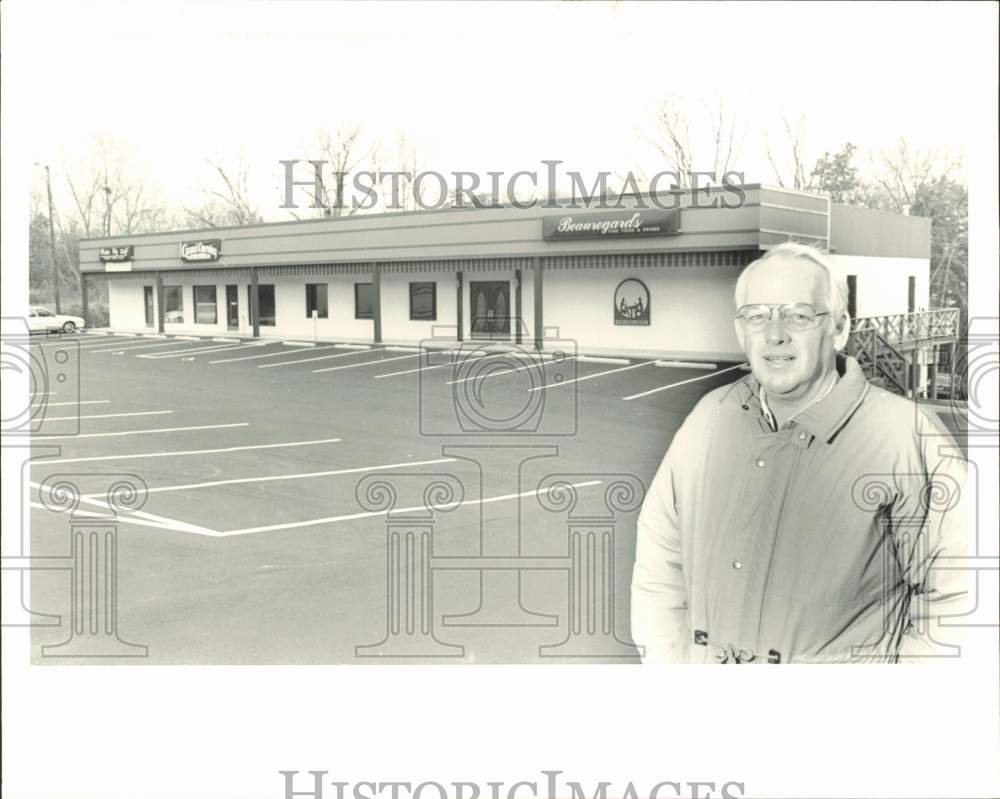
(543, 209), (680, 240)
(614, 278), (650, 326)
(180, 239), (222, 262)
(99, 245), (134, 262)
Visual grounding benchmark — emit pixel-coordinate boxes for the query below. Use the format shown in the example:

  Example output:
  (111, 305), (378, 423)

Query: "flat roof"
(79, 185), (928, 274)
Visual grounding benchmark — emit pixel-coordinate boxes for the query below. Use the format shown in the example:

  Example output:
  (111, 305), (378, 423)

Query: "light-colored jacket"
(631, 356), (969, 664)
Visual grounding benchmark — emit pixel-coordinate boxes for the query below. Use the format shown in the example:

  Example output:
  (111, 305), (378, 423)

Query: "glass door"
(469, 281), (511, 340)
(226, 285), (239, 330)
(143, 286), (154, 327)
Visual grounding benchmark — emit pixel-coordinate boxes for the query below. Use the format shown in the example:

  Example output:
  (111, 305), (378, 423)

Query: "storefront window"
(409, 282), (436, 320)
(305, 283), (328, 319)
(355, 283), (374, 319)
(164, 286), (184, 323)
(193, 285), (217, 324)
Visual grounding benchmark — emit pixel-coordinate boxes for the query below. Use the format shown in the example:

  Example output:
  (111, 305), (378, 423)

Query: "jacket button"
(755, 459), (765, 467)
(798, 431), (807, 440)
(732, 560), (743, 570)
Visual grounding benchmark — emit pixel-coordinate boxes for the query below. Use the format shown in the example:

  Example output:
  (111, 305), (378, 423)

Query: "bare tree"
(64, 138), (169, 236)
(646, 97), (693, 186)
(304, 126), (384, 217)
(766, 116), (813, 190)
(187, 156), (264, 227)
(708, 99), (742, 178)
(395, 134), (421, 212)
(641, 97), (744, 189)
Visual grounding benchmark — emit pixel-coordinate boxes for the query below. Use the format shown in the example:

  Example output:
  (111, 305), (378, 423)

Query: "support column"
(910, 352), (921, 399)
(372, 264), (382, 344)
(250, 267), (260, 338)
(928, 345), (938, 400)
(155, 271), (165, 334)
(456, 270), (464, 342)
(949, 342), (956, 397)
(514, 268), (522, 345)
(533, 257), (544, 352)
(80, 273), (90, 328)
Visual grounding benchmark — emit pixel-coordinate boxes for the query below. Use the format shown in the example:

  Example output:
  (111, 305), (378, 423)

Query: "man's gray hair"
(734, 241), (850, 325)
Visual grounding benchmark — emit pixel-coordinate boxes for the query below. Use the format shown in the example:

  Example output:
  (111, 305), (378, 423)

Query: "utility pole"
(103, 185), (112, 236)
(44, 165), (61, 313)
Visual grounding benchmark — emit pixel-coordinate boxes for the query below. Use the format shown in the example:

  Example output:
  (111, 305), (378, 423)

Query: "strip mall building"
(80, 185), (931, 361)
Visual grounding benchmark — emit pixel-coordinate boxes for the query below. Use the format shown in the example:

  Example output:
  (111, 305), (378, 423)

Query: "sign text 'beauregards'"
(543, 209), (680, 240)
(180, 239), (222, 262)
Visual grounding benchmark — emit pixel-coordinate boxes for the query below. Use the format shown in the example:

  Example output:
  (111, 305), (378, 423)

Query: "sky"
(5, 0), (992, 221)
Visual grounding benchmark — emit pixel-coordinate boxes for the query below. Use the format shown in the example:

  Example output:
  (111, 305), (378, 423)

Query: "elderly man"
(631, 242), (967, 664)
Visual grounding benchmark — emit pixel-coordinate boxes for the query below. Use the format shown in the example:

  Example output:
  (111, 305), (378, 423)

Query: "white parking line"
(31, 482), (221, 535)
(373, 352), (501, 379)
(446, 355), (576, 386)
(137, 342), (267, 359)
(29, 501), (222, 535)
(42, 410), (172, 421)
(528, 360), (653, 391)
(210, 343), (342, 364)
(622, 363), (746, 401)
(89, 339), (212, 353)
(219, 479), (603, 537)
(313, 350), (460, 374)
(33, 335), (140, 349)
(258, 348), (379, 369)
(38, 422), (249, 440)
(31, 437), (343, 465)
(95, 457), (459, 496)
(29, 399), (111, 407)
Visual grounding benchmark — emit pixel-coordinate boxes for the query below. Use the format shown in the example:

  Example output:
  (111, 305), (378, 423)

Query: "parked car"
(27, 306), (86, 334)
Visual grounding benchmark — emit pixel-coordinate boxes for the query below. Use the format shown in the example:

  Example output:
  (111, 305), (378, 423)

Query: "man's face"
(734, 256), (846, 402)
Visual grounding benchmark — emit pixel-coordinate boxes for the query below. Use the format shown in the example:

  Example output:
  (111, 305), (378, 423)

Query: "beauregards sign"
(98, 245), (134, 262)
(180, 239), (222, 262)
(543, 209), (680, 240)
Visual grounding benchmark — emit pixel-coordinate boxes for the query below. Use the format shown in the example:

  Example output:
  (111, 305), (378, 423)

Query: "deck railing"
(851, 308), (960, 345)
(849, 308), (961, 397)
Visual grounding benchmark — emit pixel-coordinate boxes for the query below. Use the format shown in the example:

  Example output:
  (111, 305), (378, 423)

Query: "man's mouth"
(763, 354), (796, 365)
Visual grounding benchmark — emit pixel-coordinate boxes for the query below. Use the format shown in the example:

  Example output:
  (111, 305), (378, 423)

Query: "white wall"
(106, 266), (747, 358)
(108, 281), (156, 330)
(832, 255), (930, 319)
(381, 272), (458, 343)
(540, 264), (745, 358)
(266, 274), (374, 341)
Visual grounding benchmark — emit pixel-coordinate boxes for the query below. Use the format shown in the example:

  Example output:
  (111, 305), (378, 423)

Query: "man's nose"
(763, 315), (788, 343)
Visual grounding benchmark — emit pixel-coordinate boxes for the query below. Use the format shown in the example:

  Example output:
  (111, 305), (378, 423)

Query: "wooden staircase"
(849, 309), (960, 398)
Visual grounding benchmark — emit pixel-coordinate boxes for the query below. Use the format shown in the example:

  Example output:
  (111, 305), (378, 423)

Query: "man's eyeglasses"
(735, 303), (830, 333)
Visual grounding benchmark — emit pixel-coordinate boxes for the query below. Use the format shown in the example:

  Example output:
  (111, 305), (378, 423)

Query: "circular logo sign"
(614, 278), (651, 326)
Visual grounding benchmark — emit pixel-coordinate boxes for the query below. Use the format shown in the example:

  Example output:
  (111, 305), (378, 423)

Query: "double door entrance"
(469, 280), (511, 340)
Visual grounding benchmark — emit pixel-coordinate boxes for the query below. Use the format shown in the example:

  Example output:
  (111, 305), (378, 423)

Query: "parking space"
(26, 331), (747, 664)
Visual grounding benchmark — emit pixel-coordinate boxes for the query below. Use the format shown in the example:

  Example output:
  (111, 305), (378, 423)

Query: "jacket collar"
(719, 354), (870, 443)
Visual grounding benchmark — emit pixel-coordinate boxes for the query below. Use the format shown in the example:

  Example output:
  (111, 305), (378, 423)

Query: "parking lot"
(22, 330), (963, 664)
(20, 330), (744, 664)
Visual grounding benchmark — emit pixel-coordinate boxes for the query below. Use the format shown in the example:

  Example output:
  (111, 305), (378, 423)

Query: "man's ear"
(833, 312), (851, 351)
(734, 318), (746, 351)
